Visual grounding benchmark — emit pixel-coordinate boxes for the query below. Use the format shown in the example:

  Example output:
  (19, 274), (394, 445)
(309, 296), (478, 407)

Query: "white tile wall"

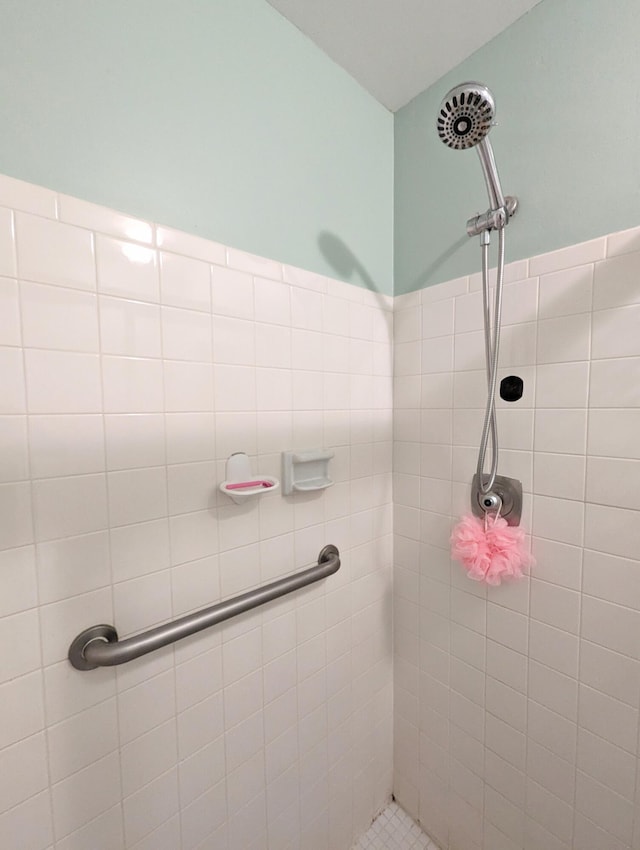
(0, 174), (393, 849)
(4, 171), (640, 850)
(394, 235), (640, 849)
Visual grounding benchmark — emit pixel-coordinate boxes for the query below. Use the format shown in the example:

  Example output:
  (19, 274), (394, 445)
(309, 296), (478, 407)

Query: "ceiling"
(266, 0), (544, 111)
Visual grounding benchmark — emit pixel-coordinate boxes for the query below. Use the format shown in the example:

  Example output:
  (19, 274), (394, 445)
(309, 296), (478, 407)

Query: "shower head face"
(437, 82), (496, 150)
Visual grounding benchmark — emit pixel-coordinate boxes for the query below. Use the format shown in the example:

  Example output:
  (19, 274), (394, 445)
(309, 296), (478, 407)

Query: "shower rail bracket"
(466, 195), (518, 237)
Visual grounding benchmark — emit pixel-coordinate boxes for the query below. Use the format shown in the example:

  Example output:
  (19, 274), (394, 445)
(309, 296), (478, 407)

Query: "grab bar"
(68, 544), (340, 670)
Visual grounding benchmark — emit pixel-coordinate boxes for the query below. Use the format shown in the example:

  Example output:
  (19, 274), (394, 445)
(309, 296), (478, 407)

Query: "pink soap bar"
(226, 480), (274, 490)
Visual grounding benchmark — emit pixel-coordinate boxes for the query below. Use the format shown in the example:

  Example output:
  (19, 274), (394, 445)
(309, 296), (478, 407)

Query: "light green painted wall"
(0, 0), (393, 292)
(5, 0), (636, 298)
(394, 0), (640, 294)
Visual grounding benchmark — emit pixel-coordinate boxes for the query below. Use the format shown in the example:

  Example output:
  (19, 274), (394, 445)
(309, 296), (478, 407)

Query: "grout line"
(93, 223), (130, 847)
(13, 205), (59, 844)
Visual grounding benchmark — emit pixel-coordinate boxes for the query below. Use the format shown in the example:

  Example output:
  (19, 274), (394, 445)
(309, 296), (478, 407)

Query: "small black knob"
(500, 375), (524, 402)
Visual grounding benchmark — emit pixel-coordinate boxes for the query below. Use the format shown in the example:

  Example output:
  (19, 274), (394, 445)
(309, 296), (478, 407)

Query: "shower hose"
(475, 226), (505, 500)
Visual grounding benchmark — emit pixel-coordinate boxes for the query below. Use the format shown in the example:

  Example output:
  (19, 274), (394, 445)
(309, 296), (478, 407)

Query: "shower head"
(436, 81), (508, 217)
(437, 82), (495, 151)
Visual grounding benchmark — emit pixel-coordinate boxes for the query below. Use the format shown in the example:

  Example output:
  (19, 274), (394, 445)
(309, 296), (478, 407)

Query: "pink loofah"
(450, 514), (533, 586)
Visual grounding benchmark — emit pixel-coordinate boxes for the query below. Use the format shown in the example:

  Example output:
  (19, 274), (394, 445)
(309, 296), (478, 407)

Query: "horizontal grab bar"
(69, 544), (340, 671)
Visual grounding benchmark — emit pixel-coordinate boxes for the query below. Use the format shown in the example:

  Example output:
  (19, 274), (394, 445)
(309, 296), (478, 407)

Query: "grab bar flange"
(318, 543), (339, 564)
(68, 624), (119, 671)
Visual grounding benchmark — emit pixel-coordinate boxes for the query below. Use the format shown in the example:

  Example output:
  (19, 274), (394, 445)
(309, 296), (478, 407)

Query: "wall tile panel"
(0, 175), (393, 849)
(395, 227), (640, 850)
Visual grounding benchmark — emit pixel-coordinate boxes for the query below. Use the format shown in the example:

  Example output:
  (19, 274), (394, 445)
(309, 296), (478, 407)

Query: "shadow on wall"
(410, 233), (469, 292)
(319, 231), (382, 294)
(320, 228), (471, 297)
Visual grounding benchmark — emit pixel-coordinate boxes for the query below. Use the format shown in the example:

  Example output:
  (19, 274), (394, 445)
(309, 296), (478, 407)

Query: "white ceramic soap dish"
(220, 452), (279, 505)
(282, 449), (334, 495)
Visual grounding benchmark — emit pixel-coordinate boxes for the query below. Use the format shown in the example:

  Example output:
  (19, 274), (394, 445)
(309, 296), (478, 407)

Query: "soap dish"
(220, 452), (280, 505)
(282, 449), (334, 496)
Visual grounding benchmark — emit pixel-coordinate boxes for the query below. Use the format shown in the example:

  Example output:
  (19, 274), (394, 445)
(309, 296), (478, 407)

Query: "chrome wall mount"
(466, 195), (518, 238)
(69, 545), (340, 670)
(471, 473), (522, 527)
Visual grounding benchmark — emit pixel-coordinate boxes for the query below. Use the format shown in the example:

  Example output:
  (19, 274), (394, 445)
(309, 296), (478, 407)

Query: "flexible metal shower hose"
(475, 227), (506, 495)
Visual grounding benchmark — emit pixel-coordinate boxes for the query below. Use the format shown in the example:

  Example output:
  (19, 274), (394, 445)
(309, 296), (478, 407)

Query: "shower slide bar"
(68, 544), (340, 671)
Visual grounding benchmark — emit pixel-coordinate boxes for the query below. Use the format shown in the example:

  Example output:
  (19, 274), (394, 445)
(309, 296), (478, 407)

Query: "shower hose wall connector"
(471, 473), (523, 527)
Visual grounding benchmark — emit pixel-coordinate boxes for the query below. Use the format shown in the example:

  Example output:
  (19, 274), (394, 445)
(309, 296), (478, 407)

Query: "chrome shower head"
(437, 82), (495, 150)
(436, 81), (510, 217)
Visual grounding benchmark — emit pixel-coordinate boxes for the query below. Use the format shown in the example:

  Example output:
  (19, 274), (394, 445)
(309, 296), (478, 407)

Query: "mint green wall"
(0, 0), (393, 292)
(6, 0), (636, 298)
(394, 0), (640, 294)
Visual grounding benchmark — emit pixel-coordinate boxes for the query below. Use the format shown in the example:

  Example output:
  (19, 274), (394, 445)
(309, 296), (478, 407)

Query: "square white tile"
(351, 802), (439, 850)
(16, 212), (95, 291)
(96, 235), (158, 302)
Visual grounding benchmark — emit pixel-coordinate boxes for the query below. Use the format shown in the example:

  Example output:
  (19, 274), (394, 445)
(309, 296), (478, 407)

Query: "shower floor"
(352, 801), (440, 850)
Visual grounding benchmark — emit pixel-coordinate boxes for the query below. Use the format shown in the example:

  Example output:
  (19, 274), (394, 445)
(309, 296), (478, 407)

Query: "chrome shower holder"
(471, 473), (522, 527)
(466, 194), (518, 237)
